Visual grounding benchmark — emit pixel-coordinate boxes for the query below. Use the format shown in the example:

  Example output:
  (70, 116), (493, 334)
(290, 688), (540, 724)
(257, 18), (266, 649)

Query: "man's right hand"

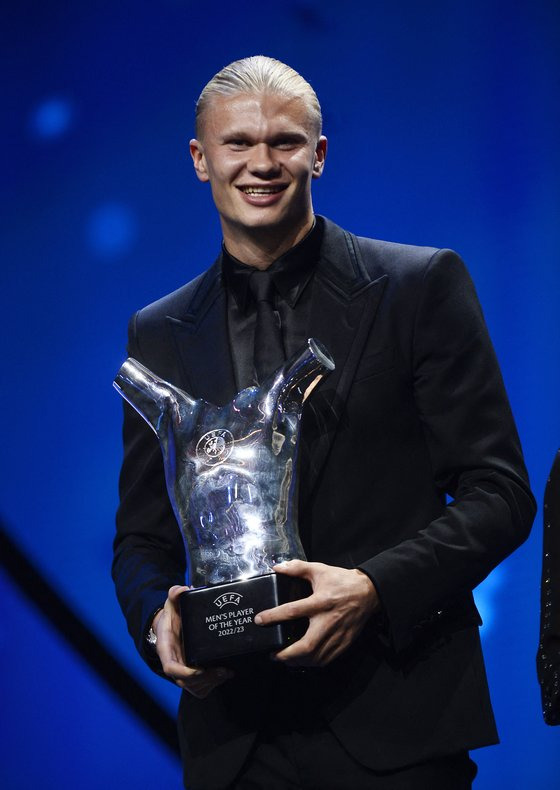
(153, 585), (234, 698)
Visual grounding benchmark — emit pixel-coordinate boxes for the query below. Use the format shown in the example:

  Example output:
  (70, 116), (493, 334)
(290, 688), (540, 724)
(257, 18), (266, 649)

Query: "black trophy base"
(180, 572), (312, 667)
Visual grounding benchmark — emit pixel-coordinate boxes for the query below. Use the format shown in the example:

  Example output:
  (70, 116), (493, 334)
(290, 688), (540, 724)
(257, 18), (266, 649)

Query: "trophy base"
(180, 572), (311, 667)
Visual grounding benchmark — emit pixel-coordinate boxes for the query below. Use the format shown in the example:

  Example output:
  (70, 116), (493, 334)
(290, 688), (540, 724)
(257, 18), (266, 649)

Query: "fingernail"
(254, 614), (263, 625)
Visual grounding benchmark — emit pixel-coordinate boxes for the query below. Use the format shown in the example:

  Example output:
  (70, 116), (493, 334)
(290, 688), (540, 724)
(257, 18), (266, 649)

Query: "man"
(113, 56), (535, 789)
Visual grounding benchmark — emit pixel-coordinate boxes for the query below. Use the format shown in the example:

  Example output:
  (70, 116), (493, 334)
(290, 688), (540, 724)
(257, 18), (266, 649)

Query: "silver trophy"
(114, 338), (334, 665)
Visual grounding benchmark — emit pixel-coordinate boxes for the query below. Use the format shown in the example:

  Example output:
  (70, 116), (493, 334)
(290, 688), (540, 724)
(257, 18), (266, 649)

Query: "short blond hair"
(195, 56), (322, 139)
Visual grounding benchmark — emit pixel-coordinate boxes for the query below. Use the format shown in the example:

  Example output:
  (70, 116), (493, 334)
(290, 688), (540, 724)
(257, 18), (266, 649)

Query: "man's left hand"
(254, 560), (380, 667)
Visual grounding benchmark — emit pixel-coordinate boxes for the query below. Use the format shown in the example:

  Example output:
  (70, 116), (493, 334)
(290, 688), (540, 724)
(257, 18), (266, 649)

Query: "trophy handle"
(113, 358), (197, 436)
(272, 338), (335, 414)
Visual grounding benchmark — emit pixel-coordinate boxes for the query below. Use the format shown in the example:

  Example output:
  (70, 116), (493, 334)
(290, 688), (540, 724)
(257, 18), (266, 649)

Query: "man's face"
(190, 92), (326, 252)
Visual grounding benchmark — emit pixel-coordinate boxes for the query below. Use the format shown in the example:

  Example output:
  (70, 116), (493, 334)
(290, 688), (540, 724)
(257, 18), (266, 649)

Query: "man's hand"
(254, 560), (380, 667)
(153, 585), (234, 698)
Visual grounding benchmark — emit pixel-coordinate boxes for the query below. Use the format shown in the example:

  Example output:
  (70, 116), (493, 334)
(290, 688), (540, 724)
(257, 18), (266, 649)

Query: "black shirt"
(221, 216), (325, 390)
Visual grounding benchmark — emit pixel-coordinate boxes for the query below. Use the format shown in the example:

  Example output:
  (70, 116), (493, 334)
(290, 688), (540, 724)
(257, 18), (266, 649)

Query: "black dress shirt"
(221, 216), (325, 390)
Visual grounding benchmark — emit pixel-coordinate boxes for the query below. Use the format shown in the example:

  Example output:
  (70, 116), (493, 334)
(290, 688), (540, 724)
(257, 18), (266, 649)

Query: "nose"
(247, 143), (281, 177)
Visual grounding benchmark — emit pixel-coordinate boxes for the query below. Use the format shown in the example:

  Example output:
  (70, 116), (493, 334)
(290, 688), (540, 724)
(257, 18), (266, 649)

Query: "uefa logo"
(196, 428), (234, 466)
(213, 592), (243, 609)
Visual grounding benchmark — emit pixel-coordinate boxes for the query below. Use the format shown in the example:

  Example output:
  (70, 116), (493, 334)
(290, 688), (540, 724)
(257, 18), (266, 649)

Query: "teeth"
(241, 187), (283, 195)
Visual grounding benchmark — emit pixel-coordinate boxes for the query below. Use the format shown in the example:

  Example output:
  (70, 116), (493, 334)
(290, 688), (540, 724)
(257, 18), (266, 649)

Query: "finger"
(289, 623), (358, 667)
(271, 619), (327, 665)
(272, 614), (354, 667)
(272, 559), (315, 578)
(254, 596), (319, 626)
(275, 638), (335, 667)
(176, 667), (234, 697)
(162, 657), (204, 680)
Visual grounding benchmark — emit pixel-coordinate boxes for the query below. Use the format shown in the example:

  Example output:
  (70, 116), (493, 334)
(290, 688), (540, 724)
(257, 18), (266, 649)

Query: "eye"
(227, 139), (251, 151)
(274, 141), (297, 151)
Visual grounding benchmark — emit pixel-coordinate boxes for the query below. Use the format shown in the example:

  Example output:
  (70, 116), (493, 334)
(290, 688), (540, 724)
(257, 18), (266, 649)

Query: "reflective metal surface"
(114, 339), (334, 587)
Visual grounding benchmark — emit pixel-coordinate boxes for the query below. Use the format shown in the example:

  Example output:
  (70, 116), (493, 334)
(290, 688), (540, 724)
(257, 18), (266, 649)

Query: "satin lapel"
(166, 260), (237, 406)
(302, 221), (388, 496)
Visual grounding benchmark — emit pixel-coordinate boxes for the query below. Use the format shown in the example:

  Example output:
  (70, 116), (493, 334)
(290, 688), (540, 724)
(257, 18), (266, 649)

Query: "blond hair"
(195, 56), (322, 139)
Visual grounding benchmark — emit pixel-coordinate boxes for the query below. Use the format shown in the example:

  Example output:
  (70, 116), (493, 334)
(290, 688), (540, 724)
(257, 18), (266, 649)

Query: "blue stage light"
(87, 203), (137, 258)
(29, 97), (73, 140)
(474, 565), (506, 635)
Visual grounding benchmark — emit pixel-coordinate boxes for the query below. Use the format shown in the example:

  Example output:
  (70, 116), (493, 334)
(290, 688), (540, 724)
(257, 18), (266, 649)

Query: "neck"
(222, 214), (315, 269)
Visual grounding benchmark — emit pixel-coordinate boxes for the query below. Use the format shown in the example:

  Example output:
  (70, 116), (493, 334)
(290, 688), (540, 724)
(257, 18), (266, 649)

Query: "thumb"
(168, 584), (190, 604)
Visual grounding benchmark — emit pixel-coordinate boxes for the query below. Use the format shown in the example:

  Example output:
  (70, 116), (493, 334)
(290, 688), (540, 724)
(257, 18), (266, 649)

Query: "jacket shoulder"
(126, 261), (220, 361)
(355, 234), (440, 269)
(354, 232), (462, 285)
(319, 216), (458, 283)
(137, 265), (218, 323)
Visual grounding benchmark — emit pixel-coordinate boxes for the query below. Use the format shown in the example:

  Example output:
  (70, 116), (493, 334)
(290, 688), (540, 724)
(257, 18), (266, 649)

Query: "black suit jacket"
(113, 217), (535, 789)
(538, 449), (560, 724)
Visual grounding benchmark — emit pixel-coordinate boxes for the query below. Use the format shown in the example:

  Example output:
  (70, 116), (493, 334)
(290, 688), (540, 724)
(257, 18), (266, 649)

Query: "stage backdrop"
(1, 1), (559, 787)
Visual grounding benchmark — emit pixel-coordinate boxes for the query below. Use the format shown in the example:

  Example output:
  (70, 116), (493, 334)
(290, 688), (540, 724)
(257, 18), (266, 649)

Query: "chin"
(246, 204), (306, 228)
(238, 212), (289, 232)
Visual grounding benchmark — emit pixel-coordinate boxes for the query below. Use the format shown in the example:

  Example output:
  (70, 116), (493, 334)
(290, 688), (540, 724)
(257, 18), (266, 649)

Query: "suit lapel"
(166, 258), (237, 406)
(165, 220), (387, 480)
(302, 219), (388, 496)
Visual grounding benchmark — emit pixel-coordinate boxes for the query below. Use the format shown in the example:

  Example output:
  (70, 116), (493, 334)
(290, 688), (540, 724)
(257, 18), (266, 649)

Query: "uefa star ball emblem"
(196, 428), (234, 466)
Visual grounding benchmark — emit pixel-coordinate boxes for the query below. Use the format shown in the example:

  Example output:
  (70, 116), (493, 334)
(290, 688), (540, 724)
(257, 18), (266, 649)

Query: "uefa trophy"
(114, 338), (334, 666)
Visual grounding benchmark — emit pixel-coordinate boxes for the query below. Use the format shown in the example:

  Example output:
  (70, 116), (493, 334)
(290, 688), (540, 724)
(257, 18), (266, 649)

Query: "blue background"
(1, 1), (559, 786)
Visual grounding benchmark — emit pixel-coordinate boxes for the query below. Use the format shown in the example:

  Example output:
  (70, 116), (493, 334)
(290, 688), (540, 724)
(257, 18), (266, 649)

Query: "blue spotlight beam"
(0, 520), (180, 757)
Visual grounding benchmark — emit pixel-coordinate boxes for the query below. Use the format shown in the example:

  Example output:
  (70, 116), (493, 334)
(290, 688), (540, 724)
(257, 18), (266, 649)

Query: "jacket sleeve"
(537, 449), (560, 725)
(112, 311), (186, 672)
(358, 249), (536, 652)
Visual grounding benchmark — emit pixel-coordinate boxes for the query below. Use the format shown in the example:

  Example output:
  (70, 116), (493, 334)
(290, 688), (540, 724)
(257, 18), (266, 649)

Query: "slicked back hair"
(195, 56), (322, 140)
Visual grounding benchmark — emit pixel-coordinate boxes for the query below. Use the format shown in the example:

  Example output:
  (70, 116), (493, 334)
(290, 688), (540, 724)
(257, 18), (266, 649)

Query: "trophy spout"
(272, 338), (335, 413)
(113, 358), (197, 436)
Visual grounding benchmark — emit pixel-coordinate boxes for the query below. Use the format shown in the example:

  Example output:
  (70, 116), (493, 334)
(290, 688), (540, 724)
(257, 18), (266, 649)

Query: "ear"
(189, 138), (209, 183)
(312, 135), (327, 179)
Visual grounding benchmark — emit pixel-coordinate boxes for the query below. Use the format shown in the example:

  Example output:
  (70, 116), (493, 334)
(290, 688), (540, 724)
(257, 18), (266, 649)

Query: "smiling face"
(190, 92), (327, 266)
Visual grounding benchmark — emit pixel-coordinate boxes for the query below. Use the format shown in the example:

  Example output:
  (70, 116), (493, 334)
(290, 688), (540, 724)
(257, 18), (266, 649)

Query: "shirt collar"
(221, 216), (324, 312)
